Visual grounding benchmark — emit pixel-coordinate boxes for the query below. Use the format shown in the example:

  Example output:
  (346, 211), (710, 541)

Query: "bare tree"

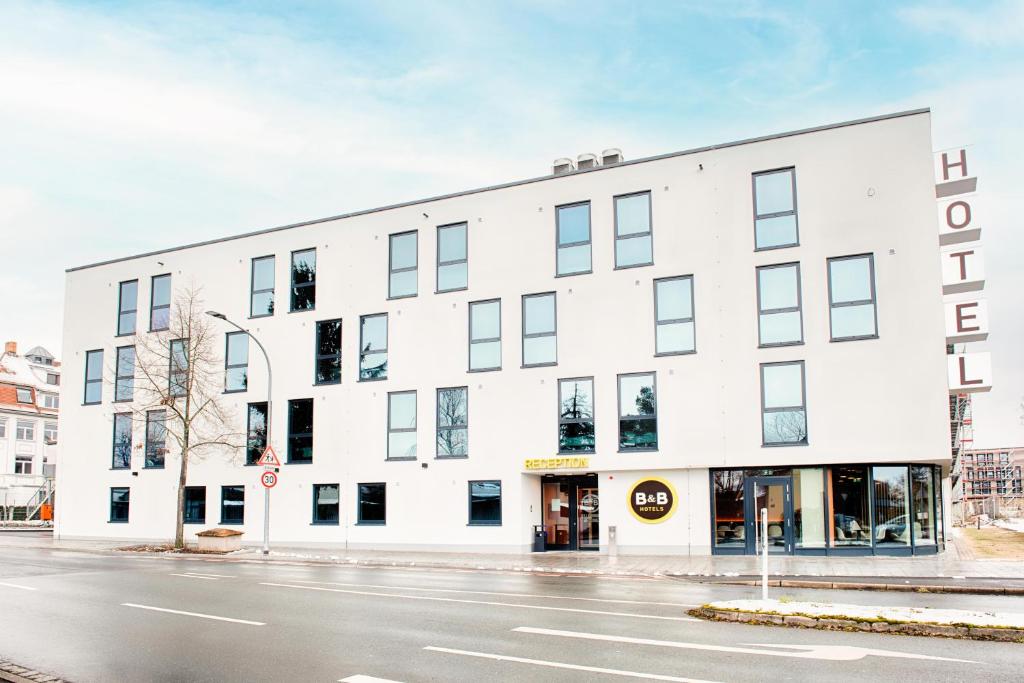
(112, 285), (243, 549)
(437, 388), (468, 456)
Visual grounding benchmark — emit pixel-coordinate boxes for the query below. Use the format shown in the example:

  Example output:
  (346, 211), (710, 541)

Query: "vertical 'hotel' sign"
(936, 146), (992, 393)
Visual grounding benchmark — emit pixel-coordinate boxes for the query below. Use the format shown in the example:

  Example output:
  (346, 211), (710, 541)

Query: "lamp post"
(207, 311), (273, 556)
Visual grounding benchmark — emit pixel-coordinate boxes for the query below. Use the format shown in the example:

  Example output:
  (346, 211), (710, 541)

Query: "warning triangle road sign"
(257, 445), (281, 467)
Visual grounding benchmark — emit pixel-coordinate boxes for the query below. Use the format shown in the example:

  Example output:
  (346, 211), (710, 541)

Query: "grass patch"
(960, 527), (1024, 560)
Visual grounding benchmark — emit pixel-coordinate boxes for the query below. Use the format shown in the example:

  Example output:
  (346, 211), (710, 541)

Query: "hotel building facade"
(57, 109), (952, 556)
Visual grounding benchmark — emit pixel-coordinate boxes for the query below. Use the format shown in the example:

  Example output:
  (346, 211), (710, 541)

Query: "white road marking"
(259, 582), (699, 622)
(287, 578), (697, 608)
(169, 573), (218, 580)
(0, 581), (37, 591)
(339, 676), (405, 682)
(424, 646), (719, 682)
(183, 572), (236, 578)
(513, 627), (978, 663)
(121, 603), (265, 626)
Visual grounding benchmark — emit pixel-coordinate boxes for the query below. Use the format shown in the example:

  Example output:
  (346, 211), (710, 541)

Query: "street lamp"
(206, 310), (273, 556)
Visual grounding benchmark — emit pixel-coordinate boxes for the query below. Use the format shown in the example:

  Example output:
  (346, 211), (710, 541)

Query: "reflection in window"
(387, 391), (417, 460)
(288, 398), (314, 463)
(184, 486), (206, 524)
(313, 484), (340, 524)
(115, 346), (135, 401)
(150, 274), (171, 331)
(829, 466), (869, 546)
(84, 349), (103, 405)
(469, 480), (501, 525)
(290, 248), (316, 311)
(246, 402), (268, 465)
(828, 254), (877, 340)
(437, 222), (468, 292)
(761, 362), (806, 445)
(145, 410), (166, 468)
(873, 466), (910, 547)
(389, 231), (418, 298)
(436, 386), (468, 457)
(618, 372), (657, 450)
(112, 413), (132, 469)
(556, 202), (591, 276)
(250, 255), (275, 317)
(522, 292), (556, 366)
(713, 470), (745, 547)
(358, 483), (386, 524)
(558, 378), (594, 453)
(614, 192), (653, 268)
(225, 332), (249, 392)
(169, 339), (188, 397)
(359, 314), (388, 380)
(118, 280), (138, 335)
(753, 168), (798, 249)
(912, 465), (936, 546)
(469, 299), (501, 371)
(221, 485), (244, 524)
(315, 319), (342, 385)
(110, 487), (130, 523)
(793, 468), (825, 548)
(654, 276), (695, 354)
(757, 263), (803, 346)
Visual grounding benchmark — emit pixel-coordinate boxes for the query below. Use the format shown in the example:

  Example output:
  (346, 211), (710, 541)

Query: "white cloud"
(898, 1), (1024, 47)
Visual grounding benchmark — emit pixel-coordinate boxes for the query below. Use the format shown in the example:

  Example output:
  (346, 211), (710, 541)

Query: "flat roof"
(68, 107), (929, 273)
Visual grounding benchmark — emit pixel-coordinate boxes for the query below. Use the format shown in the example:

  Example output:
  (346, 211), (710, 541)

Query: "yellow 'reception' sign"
(524, 457), (590, 470)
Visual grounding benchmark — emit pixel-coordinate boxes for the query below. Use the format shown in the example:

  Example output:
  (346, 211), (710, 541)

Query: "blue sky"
(1, 0), (1021, 445)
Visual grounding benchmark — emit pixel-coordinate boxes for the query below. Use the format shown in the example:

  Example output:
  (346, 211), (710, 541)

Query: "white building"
(57, 109), (952, 556)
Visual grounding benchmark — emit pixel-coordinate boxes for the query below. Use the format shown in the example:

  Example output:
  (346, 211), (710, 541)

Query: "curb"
(690, 607), (1024, 642)
(674, 577), (1024, 595)
(0, 658), (67, 683)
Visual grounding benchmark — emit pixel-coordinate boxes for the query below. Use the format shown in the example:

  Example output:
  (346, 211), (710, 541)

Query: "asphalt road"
(1, 545), (1023, 682)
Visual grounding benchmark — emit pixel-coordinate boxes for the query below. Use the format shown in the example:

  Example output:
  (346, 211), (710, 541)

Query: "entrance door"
(745, 476), (793, 554)
(541, 476), (599, 550)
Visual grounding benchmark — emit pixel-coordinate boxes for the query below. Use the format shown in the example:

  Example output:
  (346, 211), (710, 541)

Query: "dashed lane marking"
(169, 573), (218, 580)
(338, 676), (405, 682)
(0, 581), (37, 591)
(121, 603), (265, 625)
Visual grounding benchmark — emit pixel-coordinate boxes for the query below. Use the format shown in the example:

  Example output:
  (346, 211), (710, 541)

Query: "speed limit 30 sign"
(260, 470), (278, 489)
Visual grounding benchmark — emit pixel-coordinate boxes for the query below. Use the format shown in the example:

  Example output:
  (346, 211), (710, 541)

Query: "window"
(110, 487), (130, 523)
(16, 420), (35, 441)
(830, 466), (869, 546)
(614, 191), (653, 268)
(42, 393), (59, 409)
(112, 413), (132, 469)
(117, 280), (138, 335)
(654, 276), (695, 355)
(184, 486), (206, 524)
(359, 314), (388, 381)
(315, 319), (342, 385)
(246, 402), (268, 466)
(288, 398), (313, 463)
(468, 480), (501, 525)
(43, 422), (57, 444)
(224, 332), (249, 392)
(556, 202), (591, 276)
(290, 248), (316, 311)
(387, 391), (417, 460)
(150, 274), (171, 331)
(757, 263), (803, 346)
(220, 486), (244, 524)
(522, 292), (556, 367)
(313, 484), (340, 524)
(469, 299), (501, 371)
(436, 386), (468, 458)
(712, 470), (745, 548)
(873, 466), (910, 547)
(793, 468), (825, 548)
(558, 378), (594, 453)
(437, 222), (468, 292)
(761, 361), (807, 445)
(145, 410), (166, 468)
(828, 254), (877, 340)
(753, 168), (798, 250)
(169, 339), (188, 397)
(388, 231), (417, 299)
(84, 349), (103, 404)
(618, 373), (657, 451)
(250, 255), (275, 317)
(0, 420), (5, 438)
(16, 387), (32, 403)
(46, 373), (59, 386)
(15, 454), (33, 475)
(115, 346), (135, 401)
(357, 483), (386, 524)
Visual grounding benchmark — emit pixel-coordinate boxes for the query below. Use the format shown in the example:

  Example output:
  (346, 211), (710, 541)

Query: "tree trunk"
(175, 423), (190, 549)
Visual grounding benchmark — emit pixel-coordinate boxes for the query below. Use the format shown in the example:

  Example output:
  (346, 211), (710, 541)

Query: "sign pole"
(761, 506), (769, 601)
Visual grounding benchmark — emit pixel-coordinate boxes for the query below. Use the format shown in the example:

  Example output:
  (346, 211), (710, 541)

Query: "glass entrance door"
(746, 476), (793, 554)
(541, 476), (599, 550)
(577, 486), (599, 549)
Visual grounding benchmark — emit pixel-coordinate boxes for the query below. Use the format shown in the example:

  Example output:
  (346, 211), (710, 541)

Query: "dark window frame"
(653, 275), (696, 356)
(613, 190), (654, 269)
(617, 371), (658, 452)
(436, 222), (468, 293)
(224, 331), (249, 393)
(184, 486), (206, 524)
(760, 360), (808, 447)
(114, 345), (135, 402)
(358, 313), (388, 382)
(312, 483), (340, 525)
(468, 298), (501, 372)
(387, 390), (417, 461)
(436, 386), (469, 459)
(756, 262), (804, 347)
(15, 387), (33, 404)
(169, 338), (188, 398)
(388, 230), (418, 300)
(83, 349), (103, 405)
(245, 402), (268, 466)
(555, 201), (593, 277)
(144, 410), (166, 468)
(521, 292), (557, 368)
(357, 482), (386, 525)
(112, 412), (133, 469)
(827, 253), (879, 342)
(314, 319), (343, 386)
(117, 279), (138, 336)
(149, 273), (172, 332)
(109, 487), (130, 523)
(468, 480), (502, 526)
(220, 485), (245, 525)
(287, 398), (314, 464)
(752, 167), (799, 251)
(250, 255), (275, 318)
(290, 248), (317, 312)
(558, 376), (595, 455)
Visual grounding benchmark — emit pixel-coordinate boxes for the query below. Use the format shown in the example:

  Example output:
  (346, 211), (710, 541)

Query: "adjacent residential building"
(958, 447), (1024, 517)
(57, 108), (951, 556)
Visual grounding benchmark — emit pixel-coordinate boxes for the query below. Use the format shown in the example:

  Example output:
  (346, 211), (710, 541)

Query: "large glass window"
(250, 255), (275, 317)
(16, 387), (32, 404)
(469, 480), (502, 525)
(654, 276), (695, 355)
(753, 168), (798, 250)
(873, 466), (911, 547)
(713, 470), (745, 548)
(184, 486), (206, 524)
(313, 484), (340, 524)
(761, 361), (807, 445)
(150, 274), (171, 331)
(828, 254), (878, 340)
(225, 332), (249, 392)
(84, 349), (103, 405)
(614, 191), (653, 268)
(112, 413), (132, 469)
(469, 299), (501, 371)
(437, 222), (468, 292)
(110, 487), (130, 523)
(115, 346), (135, 402)
(522, 292), (556, 367)
(357, 483), (386, 524)
(220, 485), (244, 524)
(618, 372), (657, 451)
(145, 410), (166, 468)
(44, 422), (58, 444)
(436, 386), (468, 457)
(389, 231), (418, 299)
(387, 391), (417, 460)
(14, 454), (33, 474)
(169, 339), (188, 398)
(290, 248), (316, 311)
(288, 398), (314, 463)
(359, 314), (388, 381)
(556, 202), (591, 276)
(16, 420), (35, 441)
(117, 280), (138, 335)
(912, 465), (936, 546)
(558, 378), (594, 453)
(757, 263), (803, 346)
(829, 466), (870, 546)
(793, 468), (825, 548)
(246, 402), (268, 466)
(315, 319), (342, 385)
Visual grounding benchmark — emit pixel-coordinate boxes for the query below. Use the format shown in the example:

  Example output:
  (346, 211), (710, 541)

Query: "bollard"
(761, 507), (769, 601)
(608, 525), (618, 557)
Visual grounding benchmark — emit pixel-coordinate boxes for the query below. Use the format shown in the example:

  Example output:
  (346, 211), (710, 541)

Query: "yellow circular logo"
(627, 477), (678, 524)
